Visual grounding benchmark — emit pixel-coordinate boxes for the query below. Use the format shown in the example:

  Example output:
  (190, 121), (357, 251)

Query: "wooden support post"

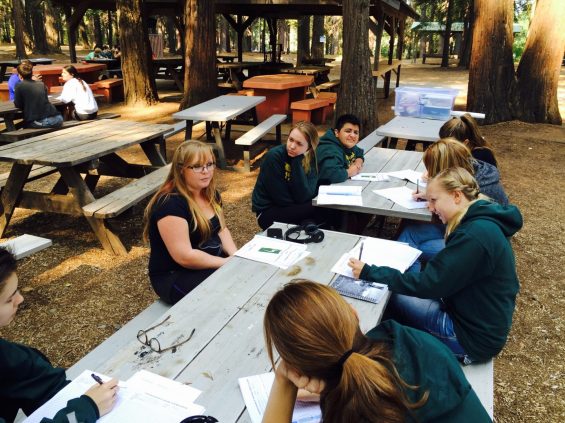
(211, 122), (227, 169)
(0, 164), (32, 237)
(140, 136), (167, 166)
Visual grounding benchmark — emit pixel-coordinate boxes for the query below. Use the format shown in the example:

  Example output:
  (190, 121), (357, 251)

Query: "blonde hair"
(439, 114), (497, 166)
(291, 121), (319, 174)
(423, 137), (474, 178)
(264, 280), (427, 423)
(429, 167), (487, 237)
(142, 141), (224, 244)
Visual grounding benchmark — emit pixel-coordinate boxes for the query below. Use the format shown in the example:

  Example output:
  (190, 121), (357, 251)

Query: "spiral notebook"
(331, 274), (388, 304)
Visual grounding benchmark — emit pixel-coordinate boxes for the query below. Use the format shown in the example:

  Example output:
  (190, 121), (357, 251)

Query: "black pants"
(150, 268), (216, 305)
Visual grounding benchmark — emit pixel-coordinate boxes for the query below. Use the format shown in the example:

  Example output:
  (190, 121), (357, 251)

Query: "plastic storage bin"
(395, 87), (459, 120)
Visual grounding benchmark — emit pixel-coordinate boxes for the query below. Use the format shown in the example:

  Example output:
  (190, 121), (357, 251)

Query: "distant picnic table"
(0, 58), (54, 81)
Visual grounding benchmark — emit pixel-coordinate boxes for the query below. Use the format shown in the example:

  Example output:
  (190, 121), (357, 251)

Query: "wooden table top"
(0, 97), (63, 116)
(0, 119), (173, 167)
(0, 58), (54, 67)
(375, 115), (447, 142)
(280, 65), (331, 75)
(314, 147), (432, 222)
(32, 63), (107, 76)
(243, 73), (314, 90)
(216, 61), (265, 70)
(92, 222), (387, 421)
(172, 94), (265, 122)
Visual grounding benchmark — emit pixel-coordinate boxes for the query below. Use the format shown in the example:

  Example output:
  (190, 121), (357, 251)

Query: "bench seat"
(462, 359), (494, 418)
(290, 98), (330, 124)
(0, 234), (52, 260)
(317, 79), (340, 92)
(235, 114), (286, 171)
(93, 78), (124, 103)
(357, 129), (386, 153)
(82, 164), (171, 218)
(0, 82), (9, 101)
(317, 92), (337, 121)
(0, 164), (57, 189)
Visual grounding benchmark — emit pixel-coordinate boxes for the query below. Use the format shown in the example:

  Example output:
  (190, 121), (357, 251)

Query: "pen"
(91, 373), (104, 385)
(358, 242), (364, 260)
(326, 192), (357, 196)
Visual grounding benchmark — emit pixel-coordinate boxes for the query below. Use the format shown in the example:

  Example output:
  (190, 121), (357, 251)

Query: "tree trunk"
(166, 16), (177, 54)
(28, 0), (48, 53)
(467, 0), (514, 124)
(108, 11), (114, 45)
(337, 0), (378, 137)
(12, 0), (27, 58)
(93, 11), (104, 46)
(311, 15), (324, 59)
(277, 19), (288, 53)
(441, 0), (454, 67)
(511, 0), (565, 124)
(79, 19), (89, 49)
(180, 0), (216, 109)
(44, 0), (61, 53)
(458, 0), (474, 68)
(296, 16), (310, 65)
(225, 16), (232, 52)
(117, 0), (159, 106)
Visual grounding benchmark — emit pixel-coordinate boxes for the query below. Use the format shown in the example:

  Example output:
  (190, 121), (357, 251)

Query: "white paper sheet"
(239, 372), (321, 423)
(317, 185), (363, 206)
(350, 173), (391, 182)
(373, 186), (429, 209)
(331, 236), (421, 277)
(235, 235), (309, 269)
(386, 169), (426, 186)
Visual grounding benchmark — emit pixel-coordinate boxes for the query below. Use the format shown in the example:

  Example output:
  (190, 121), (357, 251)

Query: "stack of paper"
(331, 236), (421, 278)
(239, 372), (321, 423)
(24, 370), (205, 423)
(235, 235), (310, 269)
(317, 185), (362, 206)
(373, 186), (428, 209)
(386, 169), (426, 185)
(351, 173), (390, 182)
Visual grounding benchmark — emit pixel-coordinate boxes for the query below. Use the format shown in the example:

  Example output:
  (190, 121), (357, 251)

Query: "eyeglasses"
(137, 315), (196, 353)
(183, 162), (216, 173)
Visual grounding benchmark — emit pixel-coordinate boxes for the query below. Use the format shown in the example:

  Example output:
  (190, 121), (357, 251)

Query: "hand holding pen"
(87, 373), (119, 417)
(413, 179), (427, 202)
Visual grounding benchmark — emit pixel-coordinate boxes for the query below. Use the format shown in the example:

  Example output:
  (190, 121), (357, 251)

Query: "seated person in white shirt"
(58, 65), (98, 121)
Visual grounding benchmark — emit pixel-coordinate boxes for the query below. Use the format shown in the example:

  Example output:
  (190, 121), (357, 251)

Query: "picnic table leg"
(0, 64), (7, 81)
(58, 167), (127, 255)
(3, 114), (17, 132)
(184, 120), (193, 141)
(140, 136), (167, 167)
(210, 122), (227, 169)
(0, 164), (32, 238)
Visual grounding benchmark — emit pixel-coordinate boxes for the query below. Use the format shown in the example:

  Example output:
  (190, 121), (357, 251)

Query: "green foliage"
(513, 8), (531, 61)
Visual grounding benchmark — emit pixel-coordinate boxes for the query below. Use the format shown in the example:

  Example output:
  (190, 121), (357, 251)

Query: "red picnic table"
(32, 63), (107, 92)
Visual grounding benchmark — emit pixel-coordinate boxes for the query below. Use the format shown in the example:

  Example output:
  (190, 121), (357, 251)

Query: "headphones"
(284, 221), (325, 244)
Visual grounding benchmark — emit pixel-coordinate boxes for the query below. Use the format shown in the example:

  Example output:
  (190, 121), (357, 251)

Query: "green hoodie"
(366, 320), (491, 422)
(360, 200), (523, 362)
(316, 128), (364, 184)
(252, 144), (318, 213)
(0, 339), (99, 423)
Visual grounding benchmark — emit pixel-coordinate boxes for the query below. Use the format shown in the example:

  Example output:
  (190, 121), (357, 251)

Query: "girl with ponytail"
(262, 280), (490, 422)
(350, 167), (523, 364)
(58, 65), (98, 121)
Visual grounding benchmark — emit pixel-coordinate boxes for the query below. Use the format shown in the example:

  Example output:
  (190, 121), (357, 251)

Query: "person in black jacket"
(0, 248), (118, 423)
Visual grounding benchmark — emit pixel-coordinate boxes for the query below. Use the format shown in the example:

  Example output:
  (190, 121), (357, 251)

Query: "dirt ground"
(0, 49), (564, 422)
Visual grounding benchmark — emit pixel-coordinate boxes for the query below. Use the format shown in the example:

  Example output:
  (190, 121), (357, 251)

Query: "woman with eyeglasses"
(0, 248), (118, 423)
(252, 121), (321, 230)
(143, 141), (237, 305)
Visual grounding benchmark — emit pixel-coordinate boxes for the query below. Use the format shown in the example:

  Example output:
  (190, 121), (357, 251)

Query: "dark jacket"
(361, 200), (523, 362)
(316, 128), (364, 184)
(473, 159), (507, 205)
(366, 320), (491, 422)
(252, 144), (318, 213)
(0, 339), (99, 423)
(13, 79), (60, 125)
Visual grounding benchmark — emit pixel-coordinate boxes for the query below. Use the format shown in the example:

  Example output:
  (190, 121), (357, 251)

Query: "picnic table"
(243, 74), (313, 122)
(314, 147), (432, 222)
(0, 119), (173, 254)
(280, 65), (331, 84)
(172, 95), (265, 169)
(375, 115), (447, 150)
(0, 58), (54, 81)
(216, 62), (264, 90)
(31, 63), (107, 91)
(83, 222), (388, 421)
(0, 97), (64, 131)
(217, 52), (238, 63)
(153, 56), (184, 90)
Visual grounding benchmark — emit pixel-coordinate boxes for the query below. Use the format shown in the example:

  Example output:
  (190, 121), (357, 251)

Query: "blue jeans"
(398, 222), (446, 272)
(383, 293), (475, 364)
(28, 114), (63, 129)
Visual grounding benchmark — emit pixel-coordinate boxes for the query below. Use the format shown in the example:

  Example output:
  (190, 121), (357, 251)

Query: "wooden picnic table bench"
(372, 59), (401, 98)
(0, 119), (173, 255)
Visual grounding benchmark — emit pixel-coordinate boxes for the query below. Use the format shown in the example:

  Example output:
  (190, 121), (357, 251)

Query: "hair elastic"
(337, 349), (355, 368)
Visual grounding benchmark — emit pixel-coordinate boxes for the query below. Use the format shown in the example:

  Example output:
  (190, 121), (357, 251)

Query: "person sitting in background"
(58, 65), (98, 121)
(252, 121), (322, 230)
(397, 137), (508, 269)
(439, 114), (498, 167)
(316, 114), (364, 184)
(8, 60), (42, 101)
(14, 62), (63, 129)
(84, 47), (103, 61)
(349, 167), (522, 364)
(0, 248), (118, 423)
(101, 45), (113, 59)
(262, 280), (490, 422)
(112, 46), (121, 60)
(143, 141), (237, 305)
